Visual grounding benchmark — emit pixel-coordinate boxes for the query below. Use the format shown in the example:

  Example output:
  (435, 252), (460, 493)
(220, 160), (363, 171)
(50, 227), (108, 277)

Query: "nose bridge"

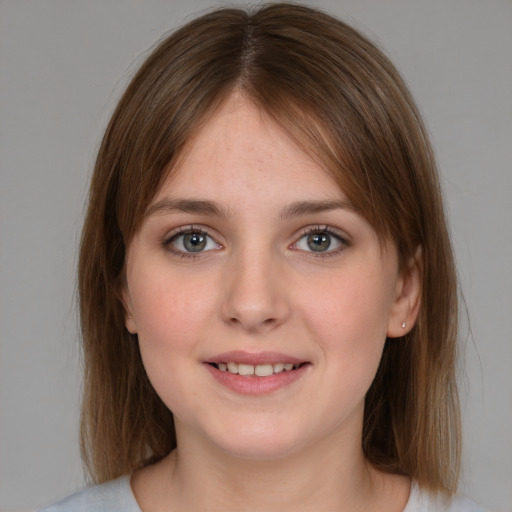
(222, 241), (289, 332)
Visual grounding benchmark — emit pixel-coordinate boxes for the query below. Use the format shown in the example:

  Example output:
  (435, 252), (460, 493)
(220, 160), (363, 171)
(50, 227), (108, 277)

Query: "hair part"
(79, 3), (460, 492)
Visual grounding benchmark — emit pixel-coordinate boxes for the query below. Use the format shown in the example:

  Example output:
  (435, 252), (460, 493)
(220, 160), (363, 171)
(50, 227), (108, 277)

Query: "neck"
(180, 434), (367, 510)
(131, 418), (409, 512)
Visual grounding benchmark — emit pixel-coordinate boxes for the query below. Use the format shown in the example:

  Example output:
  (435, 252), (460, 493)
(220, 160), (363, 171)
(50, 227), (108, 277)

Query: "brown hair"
(79, 3), (460, 493)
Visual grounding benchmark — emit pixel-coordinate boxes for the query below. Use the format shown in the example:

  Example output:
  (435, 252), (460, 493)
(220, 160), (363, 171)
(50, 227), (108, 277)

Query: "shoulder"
(404, 481), (489, 512)
(38, 475), (141, 512)
(446, 495), (490, 512)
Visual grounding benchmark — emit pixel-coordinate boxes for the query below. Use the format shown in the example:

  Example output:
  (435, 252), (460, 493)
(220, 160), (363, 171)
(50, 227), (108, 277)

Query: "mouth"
(204, 351), (311, 395)
(209, 361), (307, 377)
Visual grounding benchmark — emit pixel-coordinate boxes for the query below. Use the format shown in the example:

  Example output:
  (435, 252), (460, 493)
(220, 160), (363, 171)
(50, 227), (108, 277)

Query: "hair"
(78, 2), (460, 493)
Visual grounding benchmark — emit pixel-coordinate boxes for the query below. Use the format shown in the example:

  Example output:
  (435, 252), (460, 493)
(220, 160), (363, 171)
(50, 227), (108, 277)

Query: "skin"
(123, 92), (421, 511)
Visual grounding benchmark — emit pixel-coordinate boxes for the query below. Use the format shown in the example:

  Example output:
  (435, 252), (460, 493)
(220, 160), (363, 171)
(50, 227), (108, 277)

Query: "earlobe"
(387, 248), (422, 338)
(121, 287), (138, 335)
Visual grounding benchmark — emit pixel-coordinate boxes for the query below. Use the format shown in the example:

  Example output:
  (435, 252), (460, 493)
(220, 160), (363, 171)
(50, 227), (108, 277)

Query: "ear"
(121, 286), (138, 335)
(386, 247), (422, 338)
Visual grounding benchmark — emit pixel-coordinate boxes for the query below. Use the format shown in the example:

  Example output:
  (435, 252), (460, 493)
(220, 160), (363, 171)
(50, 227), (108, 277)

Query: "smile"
(212, 362), (300, 376)
(205, 353), (310, 395)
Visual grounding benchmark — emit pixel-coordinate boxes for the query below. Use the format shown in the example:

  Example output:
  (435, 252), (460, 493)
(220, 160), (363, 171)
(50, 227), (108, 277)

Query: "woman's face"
(123, 93), (418, 460)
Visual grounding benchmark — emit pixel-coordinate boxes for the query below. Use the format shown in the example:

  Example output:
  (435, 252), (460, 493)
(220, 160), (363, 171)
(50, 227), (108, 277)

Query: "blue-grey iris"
(307, 233), (331, 252)
(183, 232), (207, 252)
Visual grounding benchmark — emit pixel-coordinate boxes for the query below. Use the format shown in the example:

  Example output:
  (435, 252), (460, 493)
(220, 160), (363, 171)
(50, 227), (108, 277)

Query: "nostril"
(228, 315), (278, 330)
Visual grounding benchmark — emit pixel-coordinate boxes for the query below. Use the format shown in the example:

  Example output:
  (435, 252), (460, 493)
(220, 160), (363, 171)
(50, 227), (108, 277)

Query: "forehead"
(152, 93), (344, 206)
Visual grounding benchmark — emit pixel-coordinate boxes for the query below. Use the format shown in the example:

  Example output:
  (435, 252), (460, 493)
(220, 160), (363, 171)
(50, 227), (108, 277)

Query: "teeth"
(273, 363), (285, 373)
(238, 363), (254, 376)
(255, 364), (273, 377)
(216, 362), (299, 376)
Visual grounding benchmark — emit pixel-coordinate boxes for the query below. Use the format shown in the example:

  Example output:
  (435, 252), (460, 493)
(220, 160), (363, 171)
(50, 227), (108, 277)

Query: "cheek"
(131, 294), (202, 416)
(301, 270), (393, 337)
(128, 271), (218, 400)
(130, 265), (217, 343)
(298, 268), (394, 372)
(129, 273), (228, 428)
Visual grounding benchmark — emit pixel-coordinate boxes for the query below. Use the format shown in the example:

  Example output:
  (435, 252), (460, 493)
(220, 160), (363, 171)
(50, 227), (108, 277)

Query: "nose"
(221, 247), (291, 333)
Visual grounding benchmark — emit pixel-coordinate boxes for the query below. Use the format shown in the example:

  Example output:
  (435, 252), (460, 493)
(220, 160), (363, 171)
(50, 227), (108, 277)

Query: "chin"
(206, 420), (309, 461)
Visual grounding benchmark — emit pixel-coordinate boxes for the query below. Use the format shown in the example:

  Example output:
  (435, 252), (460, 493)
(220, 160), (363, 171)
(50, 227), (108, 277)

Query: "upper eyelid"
(160, 224), (350, 249)
(290, 225), (350, 254)
(163, 225), (217, 242)
(294, 225), (350, 242)
(162, 226), (222, 257)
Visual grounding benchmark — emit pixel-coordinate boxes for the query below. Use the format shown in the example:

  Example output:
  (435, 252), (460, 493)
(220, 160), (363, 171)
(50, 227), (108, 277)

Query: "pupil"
(307, 232), (330, 252)
(184, 232), (206, 252)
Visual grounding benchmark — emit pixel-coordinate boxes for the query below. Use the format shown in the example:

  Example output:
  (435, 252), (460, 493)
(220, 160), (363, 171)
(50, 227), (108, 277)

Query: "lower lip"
(204, 364), (310, 396)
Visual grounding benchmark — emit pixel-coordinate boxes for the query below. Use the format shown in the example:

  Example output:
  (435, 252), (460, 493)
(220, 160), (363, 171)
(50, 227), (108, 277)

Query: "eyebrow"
(145, 198), (353, 219)
(145, 198), (231, 218)
(280, 200), (354, 219)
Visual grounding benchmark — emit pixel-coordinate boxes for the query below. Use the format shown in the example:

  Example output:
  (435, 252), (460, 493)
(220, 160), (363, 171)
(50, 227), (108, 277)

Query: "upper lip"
(206, 351), (308, 366)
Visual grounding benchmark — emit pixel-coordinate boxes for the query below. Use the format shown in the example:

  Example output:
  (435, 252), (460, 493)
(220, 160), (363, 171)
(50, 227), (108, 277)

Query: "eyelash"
(161, 224), (350, 259)
(162, 225), (220, 260)
(292, 225), (350, 258)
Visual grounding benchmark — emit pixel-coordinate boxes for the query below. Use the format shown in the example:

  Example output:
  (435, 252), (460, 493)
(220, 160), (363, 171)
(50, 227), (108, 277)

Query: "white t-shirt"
(39, 476), (489, 512)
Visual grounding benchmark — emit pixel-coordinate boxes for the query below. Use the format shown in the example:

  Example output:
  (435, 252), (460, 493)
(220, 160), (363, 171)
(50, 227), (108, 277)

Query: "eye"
(165, 228), (221, 254)
(293, 227), (348, 254)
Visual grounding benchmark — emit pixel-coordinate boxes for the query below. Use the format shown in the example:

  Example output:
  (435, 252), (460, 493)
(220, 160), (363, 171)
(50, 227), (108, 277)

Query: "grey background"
(0, 1), (511, 511)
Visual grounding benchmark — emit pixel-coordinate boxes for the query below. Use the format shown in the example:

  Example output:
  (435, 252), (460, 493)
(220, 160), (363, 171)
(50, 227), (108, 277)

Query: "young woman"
(40, 4), (487, 511)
